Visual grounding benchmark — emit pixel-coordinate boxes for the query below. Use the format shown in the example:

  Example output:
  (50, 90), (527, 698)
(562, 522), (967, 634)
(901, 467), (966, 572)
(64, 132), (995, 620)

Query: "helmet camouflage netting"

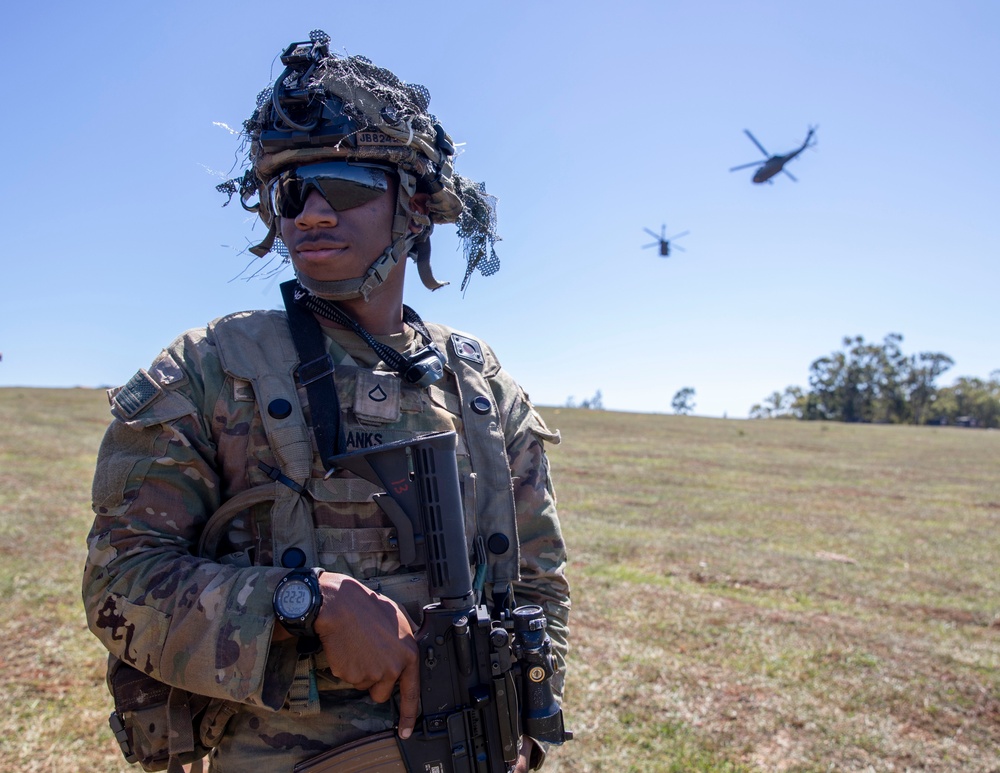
(217, 30), (500, 292)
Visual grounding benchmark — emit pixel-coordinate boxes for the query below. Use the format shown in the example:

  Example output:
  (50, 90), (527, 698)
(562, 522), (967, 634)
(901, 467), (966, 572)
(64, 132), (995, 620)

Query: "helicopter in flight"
(642, 224), (689, 257)
(730, 126), (817, 183)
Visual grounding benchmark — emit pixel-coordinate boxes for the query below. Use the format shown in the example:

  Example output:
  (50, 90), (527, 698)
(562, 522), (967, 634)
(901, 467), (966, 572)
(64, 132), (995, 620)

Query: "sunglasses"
(269, 161), (394, 218)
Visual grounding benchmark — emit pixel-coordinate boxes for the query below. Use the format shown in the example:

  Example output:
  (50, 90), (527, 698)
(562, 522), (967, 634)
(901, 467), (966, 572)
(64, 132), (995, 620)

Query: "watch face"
(276, 579), (313, 619)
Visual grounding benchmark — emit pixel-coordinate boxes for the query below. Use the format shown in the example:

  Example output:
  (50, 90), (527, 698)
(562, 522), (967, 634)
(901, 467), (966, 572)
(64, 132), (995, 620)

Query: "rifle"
(296, 430), (571, 773)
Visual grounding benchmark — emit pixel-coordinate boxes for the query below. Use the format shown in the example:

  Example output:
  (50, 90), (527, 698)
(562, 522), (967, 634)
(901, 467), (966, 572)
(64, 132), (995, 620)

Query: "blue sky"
(2, 1), (997, 418)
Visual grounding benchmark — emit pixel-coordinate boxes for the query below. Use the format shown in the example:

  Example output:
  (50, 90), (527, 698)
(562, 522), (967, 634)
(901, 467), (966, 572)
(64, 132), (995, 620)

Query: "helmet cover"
(218, 30), (500, 293)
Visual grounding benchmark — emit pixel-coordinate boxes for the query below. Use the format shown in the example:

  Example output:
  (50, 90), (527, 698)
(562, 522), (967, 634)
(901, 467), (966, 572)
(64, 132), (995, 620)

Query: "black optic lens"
(271, 162), (390, 218)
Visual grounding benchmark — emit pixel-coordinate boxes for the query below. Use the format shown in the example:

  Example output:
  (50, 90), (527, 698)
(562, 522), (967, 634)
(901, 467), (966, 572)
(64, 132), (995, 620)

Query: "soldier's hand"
(313, 573), (420, 739)
(514, 737), (534, 772)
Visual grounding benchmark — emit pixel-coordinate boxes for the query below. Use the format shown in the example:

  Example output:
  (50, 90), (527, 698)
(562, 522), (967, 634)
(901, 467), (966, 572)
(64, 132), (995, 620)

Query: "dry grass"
(1, 389), (997, 772)
(0, 387), (132, 772)
(542, 409), (1000, 772)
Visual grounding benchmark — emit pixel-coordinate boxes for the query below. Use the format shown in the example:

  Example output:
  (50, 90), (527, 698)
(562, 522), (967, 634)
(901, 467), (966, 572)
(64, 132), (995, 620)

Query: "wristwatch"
(273, 567), (324, 638)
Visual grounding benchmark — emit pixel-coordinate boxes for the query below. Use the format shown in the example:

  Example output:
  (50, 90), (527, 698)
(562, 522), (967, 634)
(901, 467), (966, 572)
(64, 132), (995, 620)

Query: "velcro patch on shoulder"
(113, 369), (164, 419)
(232, 377), (255, 403)
(450, 334), (484, 364)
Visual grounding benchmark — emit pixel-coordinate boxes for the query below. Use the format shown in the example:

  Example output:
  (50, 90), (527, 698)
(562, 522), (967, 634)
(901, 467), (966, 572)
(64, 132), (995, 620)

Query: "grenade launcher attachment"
(300, 430), (570, 773)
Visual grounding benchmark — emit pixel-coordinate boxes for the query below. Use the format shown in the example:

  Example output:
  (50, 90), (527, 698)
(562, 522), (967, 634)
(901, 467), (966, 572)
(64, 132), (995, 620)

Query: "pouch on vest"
(106, 654), (234, 772)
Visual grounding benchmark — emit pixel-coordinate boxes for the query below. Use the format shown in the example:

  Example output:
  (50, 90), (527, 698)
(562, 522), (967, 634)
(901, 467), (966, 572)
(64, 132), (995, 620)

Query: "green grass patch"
(2, 391), (999, 771)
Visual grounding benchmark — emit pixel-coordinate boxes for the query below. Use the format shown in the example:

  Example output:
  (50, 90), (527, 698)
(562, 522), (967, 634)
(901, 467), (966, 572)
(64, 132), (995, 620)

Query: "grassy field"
(1, 388), (997, 772)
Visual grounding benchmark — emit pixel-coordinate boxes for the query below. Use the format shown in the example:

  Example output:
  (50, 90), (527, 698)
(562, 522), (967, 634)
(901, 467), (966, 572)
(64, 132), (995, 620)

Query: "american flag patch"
(113, 369), (163, 418)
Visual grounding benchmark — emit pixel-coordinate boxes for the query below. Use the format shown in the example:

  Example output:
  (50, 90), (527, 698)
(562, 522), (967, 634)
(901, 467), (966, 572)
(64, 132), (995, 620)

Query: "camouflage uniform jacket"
(83, 309), (569, 771)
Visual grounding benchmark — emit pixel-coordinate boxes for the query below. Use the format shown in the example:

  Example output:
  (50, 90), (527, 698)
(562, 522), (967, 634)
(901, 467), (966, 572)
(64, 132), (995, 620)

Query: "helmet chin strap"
(294, 231), (412, 301)
(293, 170), (446, 302)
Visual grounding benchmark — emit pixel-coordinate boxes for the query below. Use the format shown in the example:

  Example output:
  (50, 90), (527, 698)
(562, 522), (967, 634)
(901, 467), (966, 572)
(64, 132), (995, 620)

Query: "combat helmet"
(219, 30), (500, 299)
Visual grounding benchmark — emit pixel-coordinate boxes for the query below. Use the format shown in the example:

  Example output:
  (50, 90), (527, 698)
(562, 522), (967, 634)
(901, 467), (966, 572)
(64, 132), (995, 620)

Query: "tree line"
(750, 333), (1000, 428)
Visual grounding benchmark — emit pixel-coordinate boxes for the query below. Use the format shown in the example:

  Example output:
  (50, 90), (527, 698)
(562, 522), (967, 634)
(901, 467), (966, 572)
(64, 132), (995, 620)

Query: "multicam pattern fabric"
(83, 311), (569, 771)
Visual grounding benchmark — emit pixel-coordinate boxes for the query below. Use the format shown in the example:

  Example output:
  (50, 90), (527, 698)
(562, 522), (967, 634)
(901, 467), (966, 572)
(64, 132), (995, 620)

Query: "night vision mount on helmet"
(218, 30), (500, 296)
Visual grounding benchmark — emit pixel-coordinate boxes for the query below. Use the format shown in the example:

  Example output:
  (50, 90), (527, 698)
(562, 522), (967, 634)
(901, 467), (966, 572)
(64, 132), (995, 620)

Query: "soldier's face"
(279, 171), (397, 283)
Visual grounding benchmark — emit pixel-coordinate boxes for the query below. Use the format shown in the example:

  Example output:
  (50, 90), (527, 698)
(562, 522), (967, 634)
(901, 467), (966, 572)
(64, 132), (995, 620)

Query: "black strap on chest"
(289, 281), (445, 388)
(280, 280), (343, 468)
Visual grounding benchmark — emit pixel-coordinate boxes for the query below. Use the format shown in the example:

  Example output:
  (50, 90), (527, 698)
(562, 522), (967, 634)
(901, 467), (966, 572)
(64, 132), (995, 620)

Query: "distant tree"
(567, 390), (604, 410)
(750, 386), (805, 419)
(671, 387), (696, 415)
(925, 375), (1000, 428)
(809, 335), (892, 422)
(752, 333), (961, 426)
(806, 334), (952, 424)
(580, 390), (604, 410)
(905, 351), (955, 424)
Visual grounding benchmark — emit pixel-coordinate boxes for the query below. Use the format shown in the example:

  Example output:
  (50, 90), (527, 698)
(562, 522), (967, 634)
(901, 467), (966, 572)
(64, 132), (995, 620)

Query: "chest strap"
(280, 280), (343, 468)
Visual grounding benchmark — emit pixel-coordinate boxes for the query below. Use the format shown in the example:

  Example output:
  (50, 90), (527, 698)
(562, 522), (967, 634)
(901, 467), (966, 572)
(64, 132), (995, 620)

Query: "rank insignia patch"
(450, 334), (484, 364)
(354, 371), (401, 422)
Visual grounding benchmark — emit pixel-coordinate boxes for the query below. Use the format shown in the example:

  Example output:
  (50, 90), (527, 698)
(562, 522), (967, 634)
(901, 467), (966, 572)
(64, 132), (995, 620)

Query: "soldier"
(83, 31), (569, 773)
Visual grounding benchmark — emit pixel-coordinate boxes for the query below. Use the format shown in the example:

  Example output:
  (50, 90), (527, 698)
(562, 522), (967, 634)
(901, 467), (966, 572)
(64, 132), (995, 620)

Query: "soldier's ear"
(408, 194), (430, 234)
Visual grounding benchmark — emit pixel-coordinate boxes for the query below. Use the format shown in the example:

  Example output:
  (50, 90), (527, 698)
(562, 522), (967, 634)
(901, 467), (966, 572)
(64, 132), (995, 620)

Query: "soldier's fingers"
(513, 737), (533, 772)
(351, 677), (376, 692)
(368, 676), (396, 705)
(396, 661), (420, 740)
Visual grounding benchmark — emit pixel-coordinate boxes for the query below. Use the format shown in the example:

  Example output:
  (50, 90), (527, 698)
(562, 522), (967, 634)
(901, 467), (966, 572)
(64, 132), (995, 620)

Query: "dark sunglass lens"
(272, 176), (305, 218)
(312, 164), (388, 210)
(272, 164), (389, 218)
(314, 177), (386, 210)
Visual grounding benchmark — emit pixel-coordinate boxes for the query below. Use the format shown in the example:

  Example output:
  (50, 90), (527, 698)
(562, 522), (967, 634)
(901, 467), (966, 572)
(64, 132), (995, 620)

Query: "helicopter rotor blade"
(744, 129), (770, 157)
(782, 168), (799, 182)
(643, 228), (661, 240)
(642, 242), (659, 249)
(671, 244), (686, 253)
(667, 231), (689, 241)
(729, 161), (765, 172)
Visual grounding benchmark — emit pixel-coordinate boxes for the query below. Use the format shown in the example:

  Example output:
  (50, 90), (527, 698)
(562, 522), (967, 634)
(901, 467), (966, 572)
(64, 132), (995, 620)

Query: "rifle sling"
(280, 280), (343, 468)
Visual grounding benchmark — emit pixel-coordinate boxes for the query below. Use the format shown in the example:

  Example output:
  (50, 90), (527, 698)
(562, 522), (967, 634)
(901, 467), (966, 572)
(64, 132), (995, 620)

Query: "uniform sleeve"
(81, 331), (291, 708)
(494, 375), (570, 769)
(493, 374), (570, 695)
